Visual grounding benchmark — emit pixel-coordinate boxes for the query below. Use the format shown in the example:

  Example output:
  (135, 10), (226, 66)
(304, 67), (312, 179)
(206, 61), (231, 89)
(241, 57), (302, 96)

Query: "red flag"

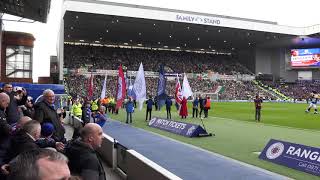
(175, 75), (182, 104)
(116, 65), (126, 110)
(87, 73), (94, 99)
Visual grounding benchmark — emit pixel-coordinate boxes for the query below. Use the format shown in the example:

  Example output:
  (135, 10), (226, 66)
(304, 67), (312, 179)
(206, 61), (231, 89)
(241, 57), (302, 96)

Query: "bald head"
(80, 123), (103, 149)
(0, 93), (10, 109)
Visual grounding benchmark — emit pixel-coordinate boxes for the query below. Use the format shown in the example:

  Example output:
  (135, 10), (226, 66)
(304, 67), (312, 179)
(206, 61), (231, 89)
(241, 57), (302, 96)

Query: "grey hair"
(7, 149), (68, 180)
(22, 120), (40, 135)
(42, 89), (54, 96)
(99, 105), (106, 112)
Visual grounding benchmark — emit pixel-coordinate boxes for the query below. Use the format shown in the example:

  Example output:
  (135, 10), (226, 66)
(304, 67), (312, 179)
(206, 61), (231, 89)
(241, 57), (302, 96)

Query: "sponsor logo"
(149, 118), (157, 125)
(266, 142), (285, 160)
(186, 126), (196, 136)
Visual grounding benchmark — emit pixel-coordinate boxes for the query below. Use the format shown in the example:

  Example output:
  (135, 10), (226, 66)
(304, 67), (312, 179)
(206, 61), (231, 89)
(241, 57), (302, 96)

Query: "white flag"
(181, 73), (193, 98)
(100, 74), (107, 99)
(133, 63), (146, 110)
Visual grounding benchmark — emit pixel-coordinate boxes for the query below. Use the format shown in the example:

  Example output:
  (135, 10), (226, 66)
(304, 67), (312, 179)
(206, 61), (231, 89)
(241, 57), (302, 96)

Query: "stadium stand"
(64, 44), (253, 75)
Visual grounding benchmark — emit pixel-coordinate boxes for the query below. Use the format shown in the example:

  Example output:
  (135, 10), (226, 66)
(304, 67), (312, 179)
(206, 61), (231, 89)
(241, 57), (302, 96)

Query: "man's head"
(99, 106), (106, 114)
(16, 116), (32, 130)
(2, 83), (13, 93)
(0, 92), (10, 109)
(6, 149), (70, 180)
(80, 123), (103, 149)
(43, 89), (55, 105)
(23, 120), (41, 140)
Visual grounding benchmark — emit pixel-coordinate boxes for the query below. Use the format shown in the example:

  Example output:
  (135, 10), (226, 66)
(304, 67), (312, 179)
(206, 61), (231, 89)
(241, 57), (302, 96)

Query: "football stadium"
(1, 0), (320, 179)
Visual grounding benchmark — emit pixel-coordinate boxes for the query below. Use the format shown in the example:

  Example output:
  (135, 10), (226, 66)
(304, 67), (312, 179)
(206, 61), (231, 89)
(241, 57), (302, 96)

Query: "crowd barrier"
(69, 115), (182, 180)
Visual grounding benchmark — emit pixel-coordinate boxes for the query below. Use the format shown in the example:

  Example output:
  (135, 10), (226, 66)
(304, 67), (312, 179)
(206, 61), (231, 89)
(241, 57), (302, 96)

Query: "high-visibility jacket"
(109, 97), (115, 105)
(91, 99), (99, 111)
(204, 99), (211, 109)
(101, 98), (109, 105)
(72, 103), (82, 117)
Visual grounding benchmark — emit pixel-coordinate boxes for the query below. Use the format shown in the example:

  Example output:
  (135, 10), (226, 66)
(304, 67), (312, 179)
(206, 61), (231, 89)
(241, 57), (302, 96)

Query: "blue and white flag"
(127, 76), (136, 99)
(133, 63), (146, 110)
(100, 74), (107, 99)
(181, 73), (193, 98)
(157, 64), (167, 109)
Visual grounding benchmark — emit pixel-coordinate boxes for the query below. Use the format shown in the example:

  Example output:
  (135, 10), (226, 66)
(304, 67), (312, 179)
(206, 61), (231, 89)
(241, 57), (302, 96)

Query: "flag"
(133, 63), (146, 110)
(115, 65), (126, 110)
(127, 76), (136, 99)
(100, 74), (107, 99)
(157, 64), (167, 109)
(87, 73), (94, 99)
(175, 74), (182, 104)
(181, 73), (193, 98)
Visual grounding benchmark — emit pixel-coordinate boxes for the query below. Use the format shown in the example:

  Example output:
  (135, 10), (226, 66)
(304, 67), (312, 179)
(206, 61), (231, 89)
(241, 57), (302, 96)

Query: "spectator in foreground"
(34, 89), (66, 143)
(36, 123), (65, 152)
(7, 120), (41, 162)
(3, 149), (70, 180)
(65, 123), (105, 180)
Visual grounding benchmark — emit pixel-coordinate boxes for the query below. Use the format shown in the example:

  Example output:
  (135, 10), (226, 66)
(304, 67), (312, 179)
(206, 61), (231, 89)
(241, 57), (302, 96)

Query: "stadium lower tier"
(64, 75), (276, 100)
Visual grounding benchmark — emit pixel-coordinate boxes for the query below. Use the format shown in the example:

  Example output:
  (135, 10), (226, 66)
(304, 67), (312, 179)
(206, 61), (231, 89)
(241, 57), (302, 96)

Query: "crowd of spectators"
(64, 44), (252, 75)
(261, 80), (320, 100)
(218, 80), (275, 100)
(0, 83), (106, 180)
(64, 74), (275, 100)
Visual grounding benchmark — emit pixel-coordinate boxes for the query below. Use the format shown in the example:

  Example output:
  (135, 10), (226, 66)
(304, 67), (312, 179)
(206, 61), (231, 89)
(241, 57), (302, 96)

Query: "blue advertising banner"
(259, 139), (320, 176)
(148, 117), (208, 137)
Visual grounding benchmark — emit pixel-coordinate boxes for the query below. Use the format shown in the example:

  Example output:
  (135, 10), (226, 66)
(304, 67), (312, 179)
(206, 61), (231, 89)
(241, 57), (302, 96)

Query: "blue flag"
(157, 64), (167, 109)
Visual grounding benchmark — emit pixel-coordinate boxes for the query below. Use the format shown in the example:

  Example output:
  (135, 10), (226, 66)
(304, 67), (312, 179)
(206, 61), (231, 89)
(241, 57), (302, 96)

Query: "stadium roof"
(0, 0), (51, 23)
(63, 0), (320, 52)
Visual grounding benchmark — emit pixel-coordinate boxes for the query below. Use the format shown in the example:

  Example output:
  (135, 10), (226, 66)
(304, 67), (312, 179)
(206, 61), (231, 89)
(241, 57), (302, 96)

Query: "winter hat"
(41, 123), (55, 137)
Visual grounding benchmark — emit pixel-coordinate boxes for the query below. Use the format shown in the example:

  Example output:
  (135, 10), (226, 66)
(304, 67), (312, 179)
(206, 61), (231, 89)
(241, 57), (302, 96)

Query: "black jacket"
(65, 139), (106, 180)
(0, 108), (11, 141)
(5, 92), (27, 125)
(7, 129), (39, 162)
(199, 98), (205, 109)
(22, 106), (35, 119)
(0, 108), (11, 165)
(34, 101), (65, 142)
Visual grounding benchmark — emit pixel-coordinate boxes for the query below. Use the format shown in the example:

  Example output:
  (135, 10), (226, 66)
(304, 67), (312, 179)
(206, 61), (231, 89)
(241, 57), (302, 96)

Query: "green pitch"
(110, 102), (320, 179)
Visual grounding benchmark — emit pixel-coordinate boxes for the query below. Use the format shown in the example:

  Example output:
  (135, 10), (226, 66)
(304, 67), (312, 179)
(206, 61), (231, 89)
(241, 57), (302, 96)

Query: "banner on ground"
(259, 139), (320, 176)
(148, 117), (208, 137)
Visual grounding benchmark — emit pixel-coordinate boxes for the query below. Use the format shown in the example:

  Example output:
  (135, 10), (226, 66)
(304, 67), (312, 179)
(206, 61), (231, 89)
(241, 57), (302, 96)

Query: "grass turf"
(109, 102), (320, 179)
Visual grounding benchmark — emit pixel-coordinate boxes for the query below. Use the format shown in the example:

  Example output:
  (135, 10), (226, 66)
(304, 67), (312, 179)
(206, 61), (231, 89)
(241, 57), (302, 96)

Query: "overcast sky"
(2, 0), (320, 81)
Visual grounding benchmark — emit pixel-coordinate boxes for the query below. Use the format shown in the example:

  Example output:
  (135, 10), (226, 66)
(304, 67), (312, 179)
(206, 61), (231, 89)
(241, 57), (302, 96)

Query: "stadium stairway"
(252, 80), (291, 101)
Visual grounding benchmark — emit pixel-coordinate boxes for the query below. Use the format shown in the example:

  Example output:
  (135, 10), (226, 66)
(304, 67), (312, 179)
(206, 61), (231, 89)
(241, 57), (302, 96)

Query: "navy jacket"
(146, 99), (154, 110)
(165, 98), (172, 109)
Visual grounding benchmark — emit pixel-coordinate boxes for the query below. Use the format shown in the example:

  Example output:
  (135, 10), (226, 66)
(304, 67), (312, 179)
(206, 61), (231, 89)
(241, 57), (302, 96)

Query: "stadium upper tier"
(64, 44), (252, 75)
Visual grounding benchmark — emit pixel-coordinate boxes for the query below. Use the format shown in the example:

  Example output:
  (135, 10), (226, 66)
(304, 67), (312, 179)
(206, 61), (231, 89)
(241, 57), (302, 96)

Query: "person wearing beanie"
(35, 123), (64, 151)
